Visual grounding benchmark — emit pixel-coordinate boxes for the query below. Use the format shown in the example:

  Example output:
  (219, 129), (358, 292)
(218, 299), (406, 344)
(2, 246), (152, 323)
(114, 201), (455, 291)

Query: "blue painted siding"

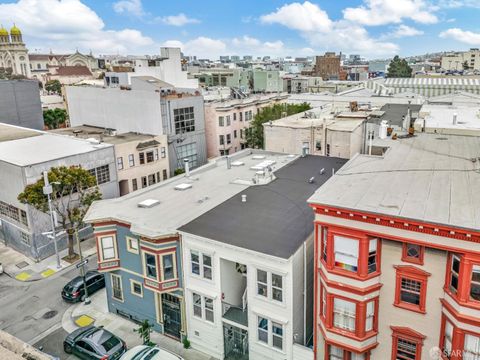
(98, 224), (184, 336)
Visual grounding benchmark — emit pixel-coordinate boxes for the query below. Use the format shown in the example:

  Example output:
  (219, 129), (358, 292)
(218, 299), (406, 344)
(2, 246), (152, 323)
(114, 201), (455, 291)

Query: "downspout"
(303, 240), (307, 345)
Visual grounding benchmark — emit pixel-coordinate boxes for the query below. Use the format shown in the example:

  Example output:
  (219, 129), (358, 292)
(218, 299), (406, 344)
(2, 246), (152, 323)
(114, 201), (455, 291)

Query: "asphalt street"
(0, 254), (96, 359)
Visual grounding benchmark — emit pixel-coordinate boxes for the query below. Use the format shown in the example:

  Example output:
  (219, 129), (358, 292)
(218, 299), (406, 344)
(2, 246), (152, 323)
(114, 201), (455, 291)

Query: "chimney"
(453, 113), (457, 125)
(184, 159), (190, 177)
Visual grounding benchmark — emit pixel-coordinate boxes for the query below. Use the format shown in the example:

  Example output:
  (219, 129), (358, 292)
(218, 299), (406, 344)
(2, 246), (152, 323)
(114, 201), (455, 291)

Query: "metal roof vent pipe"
(241, 194), (247, 203)
(301, 146), (308, 158)
(453, 113), (458, 125)
(226, 155), (231, 169)
(184, 158), (190, 177)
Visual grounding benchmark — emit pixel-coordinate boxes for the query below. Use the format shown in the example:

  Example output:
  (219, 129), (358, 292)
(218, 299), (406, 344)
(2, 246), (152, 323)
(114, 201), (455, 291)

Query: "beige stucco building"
(264, 106), (367, 159)
(52, 126), (169, 196)
(204, 93), (288, 158)
(441, 48), (480, 71)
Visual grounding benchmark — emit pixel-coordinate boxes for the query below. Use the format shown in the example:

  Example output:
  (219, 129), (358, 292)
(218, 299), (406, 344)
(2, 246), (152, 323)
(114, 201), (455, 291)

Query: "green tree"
(45, 79), (62, 94)
(386, 56), (412, 78)
(18, 166), (101, 259)
(134, 320), (154, 345)
(43, 108), (68, 129)
(246, 102), (312, 149)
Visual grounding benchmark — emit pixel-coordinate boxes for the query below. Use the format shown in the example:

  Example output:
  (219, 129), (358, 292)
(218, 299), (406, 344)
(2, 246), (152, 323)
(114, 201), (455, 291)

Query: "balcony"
(221, 259), (248, 327)
(222, 298), (248, 327)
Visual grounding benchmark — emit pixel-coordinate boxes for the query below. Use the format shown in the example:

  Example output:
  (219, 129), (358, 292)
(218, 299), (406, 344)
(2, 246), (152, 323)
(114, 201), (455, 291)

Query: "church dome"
(0, 26), (8, 36)
(10, 24), (21, 36)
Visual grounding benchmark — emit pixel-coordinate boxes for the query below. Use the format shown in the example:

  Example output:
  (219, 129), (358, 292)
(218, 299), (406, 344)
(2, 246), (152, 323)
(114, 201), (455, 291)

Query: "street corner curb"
(61, 302), (80, 334)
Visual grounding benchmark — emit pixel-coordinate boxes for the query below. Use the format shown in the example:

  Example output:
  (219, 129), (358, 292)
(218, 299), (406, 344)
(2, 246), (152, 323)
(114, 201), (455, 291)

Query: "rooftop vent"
(250, 160), (276, 171)
(252, 155), (266, 160)
(231, 161), (245, 167)
(138, 199), (160, 208)
(175, 183), (192, 191)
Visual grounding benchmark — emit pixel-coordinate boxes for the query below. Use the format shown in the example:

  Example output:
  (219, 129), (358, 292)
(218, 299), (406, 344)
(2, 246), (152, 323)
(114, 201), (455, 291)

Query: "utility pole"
(76, 229), (90, 305)
(42, 171), (61, 269)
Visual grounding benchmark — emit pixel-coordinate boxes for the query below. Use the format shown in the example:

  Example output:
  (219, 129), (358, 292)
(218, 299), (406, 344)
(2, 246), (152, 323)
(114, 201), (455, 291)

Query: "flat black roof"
(179, 155), (347, 259)
(370, 103), (422, 127)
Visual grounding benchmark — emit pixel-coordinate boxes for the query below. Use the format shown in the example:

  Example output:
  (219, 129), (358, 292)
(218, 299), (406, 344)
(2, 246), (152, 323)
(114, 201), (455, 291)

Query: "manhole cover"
(42, 310), (58, 319)
(16, 261), (29, 269)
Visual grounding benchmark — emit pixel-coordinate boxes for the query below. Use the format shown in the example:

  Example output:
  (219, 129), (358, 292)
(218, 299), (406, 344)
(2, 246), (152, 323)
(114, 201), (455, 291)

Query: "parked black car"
(61, 270), (105, 302)
(64, 326), (126, 360)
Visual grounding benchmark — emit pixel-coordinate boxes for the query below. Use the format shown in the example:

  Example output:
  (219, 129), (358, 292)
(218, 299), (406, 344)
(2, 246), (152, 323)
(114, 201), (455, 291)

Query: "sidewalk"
(62, 289), (216, 360)
(0, 237), (97, 282)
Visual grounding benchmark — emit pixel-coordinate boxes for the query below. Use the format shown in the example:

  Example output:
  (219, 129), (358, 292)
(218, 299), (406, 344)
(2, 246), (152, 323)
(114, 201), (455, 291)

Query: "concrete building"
(204, 93), (288, 158)
(0, 25), (31, 78)
(264, 106), (367, 159)
(179, 155), (346, 360)
(52, 126), (170, 196)
(83, 151), (309, 345)
(0, 80), (43, 130)
(65, 78), (207, 175)
(441, 49), (480, 71)
(308, 132), (480, 360)
(283, 76), (324, 94)
(314, 53), (341, 81)
(0, 123), (118, 260)
(104, 48), (198, 89)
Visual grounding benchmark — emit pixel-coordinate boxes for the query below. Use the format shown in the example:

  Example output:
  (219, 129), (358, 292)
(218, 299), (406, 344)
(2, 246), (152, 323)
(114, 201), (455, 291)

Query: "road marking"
(41, 268), (56, 278)
(75, 315), (94, 327)
(15, 272), (32, 281)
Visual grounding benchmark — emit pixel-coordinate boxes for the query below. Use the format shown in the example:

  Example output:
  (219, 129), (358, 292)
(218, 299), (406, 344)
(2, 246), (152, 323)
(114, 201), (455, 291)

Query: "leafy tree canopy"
(45, 79), (62, 94)
(246, 102), (312, 149)
(387, 56), (412, 78)
(43, 108), (68, 130)
(18, 166), (101, 258)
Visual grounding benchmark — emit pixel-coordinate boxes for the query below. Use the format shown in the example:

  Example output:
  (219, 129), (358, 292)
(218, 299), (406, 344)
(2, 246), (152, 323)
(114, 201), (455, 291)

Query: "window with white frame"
(333, 298), (356, 332)
(100, 236), (115, 260)
(144, 253), (157, 280)
(190, 250), (212, 280)
(117, 157), (123, 170)
(366, 300), (375, 332)
(154, 148), (159, 161)
(368, 238), (378, 273)
(126, 237), (138, 254)
(218, 116), (224, 127)
(130, 279), (143, 297)
(128, 154), (135, 167)
(161, 147), (166, 158)
(334, 235), (359, 272)
(443, 320), (453, 356)
(162, 253), (175, 281)
(256, 269), (283, 302)
(192, 292), (214, 323)
(464, 334), (480, 360)
(329, 345), (343, 360)
(111, 274), (123, 301)
(471, 265), (480, 301)
(257, 317), (284, 350)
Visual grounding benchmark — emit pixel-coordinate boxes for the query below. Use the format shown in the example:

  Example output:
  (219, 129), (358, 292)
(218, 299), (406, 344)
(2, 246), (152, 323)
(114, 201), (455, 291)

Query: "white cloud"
(260, 1), (332, 32)
(259, 2), (398, 57)
(157, 13), (200, 26)
(0, 0), (154, 54)
(343, 0), (438, 26)
(440, 28), (480, 45)
(382, 24), (424, 39)
(113, 0), (144, 17)
(438, 0), (480, 8)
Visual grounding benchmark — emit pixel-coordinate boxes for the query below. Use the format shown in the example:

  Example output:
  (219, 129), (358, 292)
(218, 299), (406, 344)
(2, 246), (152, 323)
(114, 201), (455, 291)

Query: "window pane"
(163, 254), (175, 280)
(272, 274), (282, 288)
(329, 345), (343, 360)
(406, 244), (420, 258)
(257, 317), (268, 343)
(257, 270), (268, 297)
(400, 278), (421, 305)
(145, 253), (157, 279)
(464, 334), (480, 359)
(191, 251), (200, 275)
(334, 236), (359, 272)
(272, 322), (283, 349)
(471, 266), (480, 301)
(333, 298), (356, 331)
(397, 338), (417, 360)
(205, 297), (214, 322)
(193, 293), (202, 318)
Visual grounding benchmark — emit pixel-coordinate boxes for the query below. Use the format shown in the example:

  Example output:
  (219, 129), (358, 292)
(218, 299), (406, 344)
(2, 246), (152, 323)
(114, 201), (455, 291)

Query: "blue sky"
(0, 0), (479, 59)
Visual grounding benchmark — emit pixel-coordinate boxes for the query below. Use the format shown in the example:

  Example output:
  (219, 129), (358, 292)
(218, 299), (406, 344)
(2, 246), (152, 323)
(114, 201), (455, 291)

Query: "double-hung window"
(400, 278), (421, 306)
(334, 236), (359, 272)
(450, 255), (460, 293)
(442, 320), (453, 357)
(117, 157), (123, 170)
(464, 334), (480, 360)
(162, 254), (175, 281)
(218, 116), (224, 127)
(396, 338), (417, 359)
(126, 237), (138, 254)
(190, 250), (212, 280)
(144, 253), (157, 280)
(333, 298), (356, 332)
(257, 269), (283, 302)
(257, 317), (284, 350)
(470, 265), (480, 301)
(100, 236), (115, 260)
(192, 293), (214, 323)
(394, 266), (429, 313)
(365, 300), (375, 332)
(367, 238), (377, 273)
(128, 154), (135, 167)
(111, 274), (123, 301)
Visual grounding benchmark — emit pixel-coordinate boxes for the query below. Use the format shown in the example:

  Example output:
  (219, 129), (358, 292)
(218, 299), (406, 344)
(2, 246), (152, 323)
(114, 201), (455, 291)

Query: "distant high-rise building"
(243, 55), (253, 61)
(219, 55), (230, 63)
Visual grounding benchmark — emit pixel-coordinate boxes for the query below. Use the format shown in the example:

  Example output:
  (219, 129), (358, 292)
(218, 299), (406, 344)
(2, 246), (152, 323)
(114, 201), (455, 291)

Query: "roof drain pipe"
(184, 158), (190, 177)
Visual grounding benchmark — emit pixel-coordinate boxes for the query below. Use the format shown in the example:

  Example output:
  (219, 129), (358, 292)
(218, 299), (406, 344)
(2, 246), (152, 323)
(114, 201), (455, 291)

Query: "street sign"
(76, 258), (89, 269)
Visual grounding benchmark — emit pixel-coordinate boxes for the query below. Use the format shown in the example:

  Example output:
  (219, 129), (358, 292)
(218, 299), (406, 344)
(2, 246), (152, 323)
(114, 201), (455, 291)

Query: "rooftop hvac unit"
(138, 199), (160, 208)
